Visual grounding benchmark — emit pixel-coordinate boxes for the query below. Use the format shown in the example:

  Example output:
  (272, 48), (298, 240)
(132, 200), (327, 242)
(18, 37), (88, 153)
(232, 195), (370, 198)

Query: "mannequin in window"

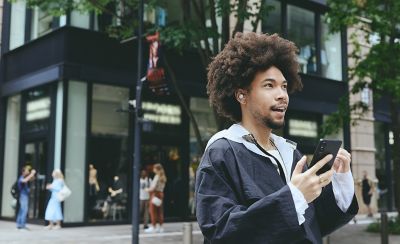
(108, 175), (123, 203)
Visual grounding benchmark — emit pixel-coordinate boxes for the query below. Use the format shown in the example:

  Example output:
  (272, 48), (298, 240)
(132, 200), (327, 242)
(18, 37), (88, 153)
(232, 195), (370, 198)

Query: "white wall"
(63, 81), (87, 222)
(1, 95), (21, 217)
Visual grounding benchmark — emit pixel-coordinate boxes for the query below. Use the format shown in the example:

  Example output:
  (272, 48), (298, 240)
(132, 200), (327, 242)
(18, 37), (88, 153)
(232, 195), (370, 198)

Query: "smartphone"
(309, 139), (342, 175)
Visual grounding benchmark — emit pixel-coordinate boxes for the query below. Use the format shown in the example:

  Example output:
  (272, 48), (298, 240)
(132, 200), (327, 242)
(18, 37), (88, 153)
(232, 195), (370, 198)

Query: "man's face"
(242, 66), (289, 129)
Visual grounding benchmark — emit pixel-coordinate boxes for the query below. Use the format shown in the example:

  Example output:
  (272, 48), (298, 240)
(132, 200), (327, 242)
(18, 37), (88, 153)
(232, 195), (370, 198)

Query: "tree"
(325, 0), (400, 211)
(22, 0), (273, 152)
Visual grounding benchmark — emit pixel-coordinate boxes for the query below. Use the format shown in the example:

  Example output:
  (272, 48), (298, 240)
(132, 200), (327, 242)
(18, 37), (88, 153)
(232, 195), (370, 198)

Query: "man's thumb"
(293, 156), (307, 175)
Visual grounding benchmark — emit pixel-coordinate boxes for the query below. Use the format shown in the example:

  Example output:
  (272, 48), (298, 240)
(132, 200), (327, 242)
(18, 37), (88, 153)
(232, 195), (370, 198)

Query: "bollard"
(183, 222), (193, 244)
(380, 211), (389, 244)
(322, 235), (330, 244)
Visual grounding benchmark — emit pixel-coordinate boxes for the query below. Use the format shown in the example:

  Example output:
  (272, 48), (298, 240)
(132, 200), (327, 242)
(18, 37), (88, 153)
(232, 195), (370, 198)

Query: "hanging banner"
(146, 32), (170, 95)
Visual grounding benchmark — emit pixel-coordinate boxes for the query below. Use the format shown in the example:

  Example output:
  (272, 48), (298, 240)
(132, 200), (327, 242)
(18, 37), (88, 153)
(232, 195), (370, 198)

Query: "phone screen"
(309, 139), (342, 175)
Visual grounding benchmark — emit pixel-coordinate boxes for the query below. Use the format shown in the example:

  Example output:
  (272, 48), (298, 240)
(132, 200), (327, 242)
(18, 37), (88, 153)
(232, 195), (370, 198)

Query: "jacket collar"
(206, 124), (297, 176)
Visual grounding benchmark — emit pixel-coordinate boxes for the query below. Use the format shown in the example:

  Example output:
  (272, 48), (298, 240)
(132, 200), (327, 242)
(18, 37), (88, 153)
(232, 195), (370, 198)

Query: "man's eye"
(264, 83), (273, 88)
(282, 84), (288, 90)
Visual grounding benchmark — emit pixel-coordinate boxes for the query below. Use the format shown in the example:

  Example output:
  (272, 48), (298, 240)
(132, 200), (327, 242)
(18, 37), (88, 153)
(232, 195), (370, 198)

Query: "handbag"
(57, 183), (72, 202)
(151, 196), (162, 207)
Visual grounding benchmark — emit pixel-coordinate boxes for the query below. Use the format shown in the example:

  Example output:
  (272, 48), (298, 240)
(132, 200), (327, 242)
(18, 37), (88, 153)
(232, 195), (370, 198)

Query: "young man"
(16, 165), (36, 230)
(195, 32), (358, 243)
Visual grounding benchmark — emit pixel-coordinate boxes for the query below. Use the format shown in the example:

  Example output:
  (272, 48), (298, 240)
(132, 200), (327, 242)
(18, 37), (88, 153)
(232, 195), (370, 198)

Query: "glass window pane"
(9, 1), (26, 50)
(189, 97), (218, 217)
(287, 5), (316, 75)
(262, 0), (281, 35)
(70, 11), (90, 29)
(88, 84), (129, 222)
(31, 7), (54, 40)
(321, 21), (342, 80)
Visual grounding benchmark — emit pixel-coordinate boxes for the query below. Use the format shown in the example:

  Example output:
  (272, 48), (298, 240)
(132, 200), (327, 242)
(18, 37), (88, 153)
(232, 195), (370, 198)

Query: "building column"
(348, 25), (377, 215)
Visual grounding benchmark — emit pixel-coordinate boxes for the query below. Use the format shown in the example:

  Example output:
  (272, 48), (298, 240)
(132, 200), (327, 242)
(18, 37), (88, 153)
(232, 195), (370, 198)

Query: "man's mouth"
(271, 105), (287, 113)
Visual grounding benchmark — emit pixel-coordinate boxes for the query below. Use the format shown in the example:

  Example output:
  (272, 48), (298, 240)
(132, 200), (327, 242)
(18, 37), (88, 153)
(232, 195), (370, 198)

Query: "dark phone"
(309, 139), (342, 175)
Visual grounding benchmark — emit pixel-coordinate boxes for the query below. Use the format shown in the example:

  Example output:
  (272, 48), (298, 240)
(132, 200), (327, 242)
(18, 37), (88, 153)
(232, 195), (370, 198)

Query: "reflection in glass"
(262, 0), (281, 35)
(189, 98), (218, 216)
(287, 5), (316, 74)
(88, 84), (129, 222)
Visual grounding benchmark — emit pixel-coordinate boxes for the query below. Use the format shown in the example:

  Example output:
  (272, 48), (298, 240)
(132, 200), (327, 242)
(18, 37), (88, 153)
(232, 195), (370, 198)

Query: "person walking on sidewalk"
(195, 32), (359, 243)
(140, 169), (151, 229)
(361, 170), (375, 217)
(145, 164), (167, 233)
(16, 165), (36, 230)
(44, 169), (65, 230)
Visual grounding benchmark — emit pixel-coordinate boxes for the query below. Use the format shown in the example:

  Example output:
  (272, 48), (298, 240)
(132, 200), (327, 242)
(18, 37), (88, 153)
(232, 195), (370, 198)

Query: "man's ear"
(235, 89), (247, 104)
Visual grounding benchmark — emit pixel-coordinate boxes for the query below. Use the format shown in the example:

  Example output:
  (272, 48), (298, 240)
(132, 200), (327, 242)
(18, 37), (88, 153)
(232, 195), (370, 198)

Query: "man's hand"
(291, 155), (335, 203)
(332, 148), (351, 173)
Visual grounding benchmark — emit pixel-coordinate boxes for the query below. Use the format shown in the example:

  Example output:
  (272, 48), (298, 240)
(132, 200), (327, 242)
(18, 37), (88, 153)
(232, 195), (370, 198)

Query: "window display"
(88, 84), (129, 222)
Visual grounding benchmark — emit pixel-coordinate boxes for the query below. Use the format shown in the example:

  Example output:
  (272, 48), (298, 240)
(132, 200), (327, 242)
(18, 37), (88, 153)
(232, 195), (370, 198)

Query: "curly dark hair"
(207, 32), (303, 122)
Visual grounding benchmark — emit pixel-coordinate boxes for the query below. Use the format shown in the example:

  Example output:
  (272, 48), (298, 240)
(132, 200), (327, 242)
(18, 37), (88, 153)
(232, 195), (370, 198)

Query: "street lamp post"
(132, 0), (144, 243)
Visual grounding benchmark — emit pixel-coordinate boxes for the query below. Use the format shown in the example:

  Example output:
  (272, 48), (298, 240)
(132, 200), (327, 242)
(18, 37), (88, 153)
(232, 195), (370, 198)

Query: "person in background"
(145, 164), (167, 233)
(44, 169), (65, 230)
(16, 165), (36, 230)
(140, 169), (151, 229)
(361, 170), (375, 217)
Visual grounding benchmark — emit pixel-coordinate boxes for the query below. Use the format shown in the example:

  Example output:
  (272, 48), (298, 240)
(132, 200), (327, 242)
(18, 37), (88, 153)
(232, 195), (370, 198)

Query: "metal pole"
(183, 222), (193, 244)
(380, 211), (389, 244)
(132, 0), (144, 243)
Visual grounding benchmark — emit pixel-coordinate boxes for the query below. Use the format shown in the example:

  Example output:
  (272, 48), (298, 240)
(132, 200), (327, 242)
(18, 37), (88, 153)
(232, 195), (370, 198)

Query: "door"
(22, 140), (48, 220)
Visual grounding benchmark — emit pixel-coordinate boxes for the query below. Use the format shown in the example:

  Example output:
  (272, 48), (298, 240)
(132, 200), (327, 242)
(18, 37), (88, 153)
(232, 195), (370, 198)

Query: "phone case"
(309, 139), (342, 175)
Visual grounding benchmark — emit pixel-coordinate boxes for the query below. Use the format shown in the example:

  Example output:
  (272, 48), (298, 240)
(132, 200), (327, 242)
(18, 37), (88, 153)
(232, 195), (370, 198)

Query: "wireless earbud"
(238, 94), (244, 100)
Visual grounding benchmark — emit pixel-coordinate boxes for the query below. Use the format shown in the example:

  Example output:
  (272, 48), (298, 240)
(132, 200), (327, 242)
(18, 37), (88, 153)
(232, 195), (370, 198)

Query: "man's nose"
(275, 88), (288, 100)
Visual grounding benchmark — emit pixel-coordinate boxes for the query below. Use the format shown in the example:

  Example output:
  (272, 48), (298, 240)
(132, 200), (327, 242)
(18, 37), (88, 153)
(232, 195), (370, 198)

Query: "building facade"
(0, 0), (393, 226)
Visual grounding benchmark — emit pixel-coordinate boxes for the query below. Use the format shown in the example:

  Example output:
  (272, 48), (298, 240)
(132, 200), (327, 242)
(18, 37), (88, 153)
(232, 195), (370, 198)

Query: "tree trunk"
(390, 98), (400, 211)
(163, 55), (206, 152)
(232, 0), (248, 37)
(221, 5), (230, 50)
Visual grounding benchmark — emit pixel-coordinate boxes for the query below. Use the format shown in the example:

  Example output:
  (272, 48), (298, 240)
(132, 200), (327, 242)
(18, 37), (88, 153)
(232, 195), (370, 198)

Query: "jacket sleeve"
(314, 183), (358, 236)
(292, 149), (359, 237)
(195, 146), (306, 243)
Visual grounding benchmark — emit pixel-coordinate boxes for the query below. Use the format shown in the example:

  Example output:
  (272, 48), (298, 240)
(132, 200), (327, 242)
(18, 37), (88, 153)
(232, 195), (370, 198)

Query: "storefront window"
(141, 144), (184, 218)
(189, 97), (218, 216)
(321, 21), (342, 80)
(287, 5), (316, 75)
(1, 95), (21, 218)
(87, 84), (129, 222)
(262, 0), (281, 35)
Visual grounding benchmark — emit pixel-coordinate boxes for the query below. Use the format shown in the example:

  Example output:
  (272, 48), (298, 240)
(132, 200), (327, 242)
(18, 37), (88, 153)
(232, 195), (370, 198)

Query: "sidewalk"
(0, 214), (399, 243)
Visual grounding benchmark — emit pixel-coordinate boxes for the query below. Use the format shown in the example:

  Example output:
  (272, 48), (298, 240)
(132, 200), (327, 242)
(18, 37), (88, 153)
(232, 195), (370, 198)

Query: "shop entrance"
(22, 140), (48, 221)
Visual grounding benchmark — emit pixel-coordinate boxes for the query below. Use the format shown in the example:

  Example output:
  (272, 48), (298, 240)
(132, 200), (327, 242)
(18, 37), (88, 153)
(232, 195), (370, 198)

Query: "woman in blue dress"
(44, 169), (64, 230)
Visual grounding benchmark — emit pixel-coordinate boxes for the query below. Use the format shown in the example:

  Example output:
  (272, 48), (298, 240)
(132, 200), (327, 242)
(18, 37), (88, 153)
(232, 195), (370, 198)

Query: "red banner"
(146, 32), (169, 95)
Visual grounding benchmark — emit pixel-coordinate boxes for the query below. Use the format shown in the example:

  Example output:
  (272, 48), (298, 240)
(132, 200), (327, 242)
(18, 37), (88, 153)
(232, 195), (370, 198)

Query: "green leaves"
(322, 0), (400, 136)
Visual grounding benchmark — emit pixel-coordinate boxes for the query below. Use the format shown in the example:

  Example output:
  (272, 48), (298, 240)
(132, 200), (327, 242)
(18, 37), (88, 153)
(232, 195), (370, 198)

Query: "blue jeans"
(16, 193), (29, 228)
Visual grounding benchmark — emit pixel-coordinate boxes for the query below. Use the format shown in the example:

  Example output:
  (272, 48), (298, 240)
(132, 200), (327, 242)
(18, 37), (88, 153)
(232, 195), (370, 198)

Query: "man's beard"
(262, 117), (285, 130)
